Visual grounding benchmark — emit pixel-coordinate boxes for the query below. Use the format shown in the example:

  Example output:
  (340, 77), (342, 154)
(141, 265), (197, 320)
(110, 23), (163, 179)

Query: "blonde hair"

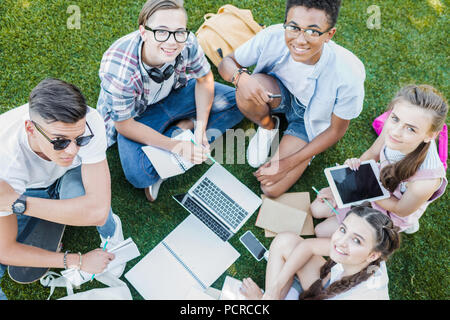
(138, 0), (186, 27)
(380, 84), (448, 192)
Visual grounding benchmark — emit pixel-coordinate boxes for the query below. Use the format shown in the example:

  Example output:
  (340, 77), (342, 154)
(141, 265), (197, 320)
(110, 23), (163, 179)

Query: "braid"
(380, 141), (430, 192)
(300, 203), (400, 300)
(300, 259), (381, 300)
(299, 259), (335, 300)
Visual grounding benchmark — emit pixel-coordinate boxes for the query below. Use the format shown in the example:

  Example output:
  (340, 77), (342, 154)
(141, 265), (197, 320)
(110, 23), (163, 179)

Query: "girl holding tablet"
(239, 204), (400, 300)
(311, 84), (447, 236)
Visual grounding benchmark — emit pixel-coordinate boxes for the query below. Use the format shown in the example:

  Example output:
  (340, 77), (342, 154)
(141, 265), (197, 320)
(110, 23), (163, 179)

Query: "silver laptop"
(173, 163), (262, 241)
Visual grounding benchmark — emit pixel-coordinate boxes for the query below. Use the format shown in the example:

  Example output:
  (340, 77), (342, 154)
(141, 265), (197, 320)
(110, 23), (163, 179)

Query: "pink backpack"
(372, 111), (448, 169)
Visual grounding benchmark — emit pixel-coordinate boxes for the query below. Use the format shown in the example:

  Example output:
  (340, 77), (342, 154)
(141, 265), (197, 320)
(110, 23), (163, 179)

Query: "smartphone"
(268, 93), (282, 99)
(239, 230), (267, 261)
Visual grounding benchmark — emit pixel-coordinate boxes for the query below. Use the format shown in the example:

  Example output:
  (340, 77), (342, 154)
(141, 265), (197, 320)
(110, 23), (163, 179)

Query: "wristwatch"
(12, 194), (27, 215)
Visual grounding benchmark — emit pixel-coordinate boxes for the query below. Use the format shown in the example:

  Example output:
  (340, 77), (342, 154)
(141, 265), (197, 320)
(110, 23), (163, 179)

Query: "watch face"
(14, 202), (26, 214)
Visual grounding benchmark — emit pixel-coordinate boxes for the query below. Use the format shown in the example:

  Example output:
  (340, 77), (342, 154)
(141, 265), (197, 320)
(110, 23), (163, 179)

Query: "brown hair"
(299, 203), (401, 300)
(29, 78), (87, 124)
(380, 84), (448, 192)
(138, 0), (186, 27)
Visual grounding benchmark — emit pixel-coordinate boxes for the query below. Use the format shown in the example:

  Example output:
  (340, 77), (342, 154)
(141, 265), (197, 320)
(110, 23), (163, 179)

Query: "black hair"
(29, 78), (87, 124)
(285, 0), (342, 28)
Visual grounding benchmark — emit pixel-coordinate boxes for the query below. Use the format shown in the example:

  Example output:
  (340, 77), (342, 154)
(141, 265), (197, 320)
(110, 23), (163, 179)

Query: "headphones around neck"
(147, 54), (182, 84)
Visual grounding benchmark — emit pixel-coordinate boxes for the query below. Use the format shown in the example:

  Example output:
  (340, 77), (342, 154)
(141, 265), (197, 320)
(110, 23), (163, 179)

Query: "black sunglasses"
(32, 120), (94, 150)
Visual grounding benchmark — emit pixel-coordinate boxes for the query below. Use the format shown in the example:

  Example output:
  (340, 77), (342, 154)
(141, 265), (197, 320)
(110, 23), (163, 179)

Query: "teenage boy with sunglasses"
(219, 0), (365, 198)
(97, 0), (243, 202)
(0, 79), (124, 300)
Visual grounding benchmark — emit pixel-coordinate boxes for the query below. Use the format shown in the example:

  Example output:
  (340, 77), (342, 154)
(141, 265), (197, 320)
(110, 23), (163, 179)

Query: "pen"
(190, 138), (216, 164)
(268, 93), (282, 99)
(91, 236), (109, 281)
(311, 186), (340, 216)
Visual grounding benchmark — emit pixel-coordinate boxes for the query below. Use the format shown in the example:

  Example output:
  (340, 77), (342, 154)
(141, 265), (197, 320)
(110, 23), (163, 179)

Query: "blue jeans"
(117, 79), (244, 188)
(0, 166), (117, 300)
(270, 74), (309, 143)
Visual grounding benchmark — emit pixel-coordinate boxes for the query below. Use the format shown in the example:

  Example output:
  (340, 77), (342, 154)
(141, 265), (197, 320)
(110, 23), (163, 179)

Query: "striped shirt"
(96, 31), (211, 146)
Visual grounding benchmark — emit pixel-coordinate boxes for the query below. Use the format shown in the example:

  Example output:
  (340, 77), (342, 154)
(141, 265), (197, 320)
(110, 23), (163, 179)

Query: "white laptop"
(125, 163), (262, 299)
(124, 214), (240, 300)
(173, 162), (262, 241)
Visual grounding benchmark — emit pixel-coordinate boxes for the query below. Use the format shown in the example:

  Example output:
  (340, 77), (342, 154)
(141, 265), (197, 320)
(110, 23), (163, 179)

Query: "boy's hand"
(254, 158), (291, 187)
(81, 249), (115, 274)
(174, 140), (208, 164)
(236, 73), (272, 106)
(194, 125), (210, 153)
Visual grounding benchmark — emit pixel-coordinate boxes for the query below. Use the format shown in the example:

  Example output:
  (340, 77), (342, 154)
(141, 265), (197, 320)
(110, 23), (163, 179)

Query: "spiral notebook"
(125, 214), (240, 300)
(141, 130), (195, 179)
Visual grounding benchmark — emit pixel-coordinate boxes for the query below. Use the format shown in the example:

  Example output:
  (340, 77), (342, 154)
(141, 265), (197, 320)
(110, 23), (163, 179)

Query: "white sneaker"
(145, 178), (165, 202)
(100, 213), (125, 277)
(404, 221), (420, 234)
(247, 116), (280, 168)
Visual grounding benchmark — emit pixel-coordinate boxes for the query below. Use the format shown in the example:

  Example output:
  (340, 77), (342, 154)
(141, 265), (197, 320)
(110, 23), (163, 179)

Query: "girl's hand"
(261, 286), (281, 300)
(317, 187), (337, 207)
(344, 157), (361, 171)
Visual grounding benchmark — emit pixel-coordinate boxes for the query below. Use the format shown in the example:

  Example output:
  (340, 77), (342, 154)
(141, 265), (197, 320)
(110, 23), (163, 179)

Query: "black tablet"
(324, 160), (390, 208)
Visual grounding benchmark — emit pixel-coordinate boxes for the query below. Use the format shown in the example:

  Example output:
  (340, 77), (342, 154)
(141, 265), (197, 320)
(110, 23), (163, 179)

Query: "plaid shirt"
(97, 30), (211, 147)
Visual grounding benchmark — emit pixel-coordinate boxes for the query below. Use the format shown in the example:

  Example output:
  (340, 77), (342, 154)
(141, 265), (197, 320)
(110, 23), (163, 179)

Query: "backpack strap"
(438, 124), (448, 170)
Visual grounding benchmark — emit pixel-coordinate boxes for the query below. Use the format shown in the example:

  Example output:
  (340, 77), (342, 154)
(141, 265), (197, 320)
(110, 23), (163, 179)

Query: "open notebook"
(125, 214), (240, 300)
(141, 130), (195, 179)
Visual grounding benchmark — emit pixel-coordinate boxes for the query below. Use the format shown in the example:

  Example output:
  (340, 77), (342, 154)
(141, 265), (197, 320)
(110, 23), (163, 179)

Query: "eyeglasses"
(144, 26), (190, 43)
(32, 120), (94, 150)
(283, 23), (331, 41)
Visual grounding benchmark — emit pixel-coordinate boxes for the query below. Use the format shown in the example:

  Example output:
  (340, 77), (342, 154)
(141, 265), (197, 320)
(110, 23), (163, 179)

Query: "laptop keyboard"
(183, 197), (232, 241)
(192, 177), (247, 230)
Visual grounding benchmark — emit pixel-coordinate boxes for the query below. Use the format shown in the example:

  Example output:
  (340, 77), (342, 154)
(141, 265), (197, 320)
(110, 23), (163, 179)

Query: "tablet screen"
(329, 163), (384, 205)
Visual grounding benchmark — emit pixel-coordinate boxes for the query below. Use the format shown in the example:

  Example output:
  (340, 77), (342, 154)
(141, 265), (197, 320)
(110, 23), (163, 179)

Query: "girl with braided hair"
(312, 84), (448, 236)
(240, 204), (400, 300)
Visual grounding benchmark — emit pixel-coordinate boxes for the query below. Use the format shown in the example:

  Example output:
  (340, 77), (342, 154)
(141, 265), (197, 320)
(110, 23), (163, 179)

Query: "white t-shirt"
(142, 61), (176, 105)
(272, 55), (315, 101)
(327, 261), (390, 300)
(0, 104), (107, 216)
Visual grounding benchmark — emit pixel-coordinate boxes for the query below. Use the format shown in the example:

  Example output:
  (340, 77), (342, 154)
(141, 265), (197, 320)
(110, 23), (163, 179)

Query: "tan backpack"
(195, 4), (264, 67)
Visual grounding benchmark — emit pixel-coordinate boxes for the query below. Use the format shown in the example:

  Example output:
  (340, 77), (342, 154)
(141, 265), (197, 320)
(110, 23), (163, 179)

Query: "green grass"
(0, 0), (448, 300)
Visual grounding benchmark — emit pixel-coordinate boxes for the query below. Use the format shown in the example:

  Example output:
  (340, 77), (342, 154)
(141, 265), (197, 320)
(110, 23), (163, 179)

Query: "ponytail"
(380, 142), (430, 192)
